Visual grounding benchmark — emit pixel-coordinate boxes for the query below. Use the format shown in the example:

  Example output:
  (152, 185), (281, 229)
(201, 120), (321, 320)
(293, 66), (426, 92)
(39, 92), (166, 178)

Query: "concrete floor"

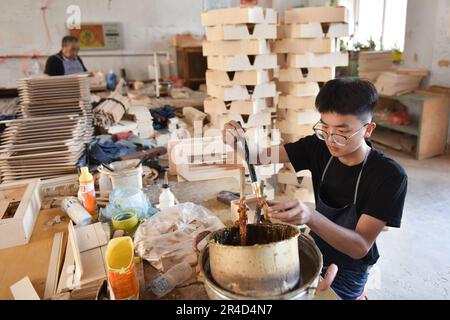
(368, 145), (450, 300)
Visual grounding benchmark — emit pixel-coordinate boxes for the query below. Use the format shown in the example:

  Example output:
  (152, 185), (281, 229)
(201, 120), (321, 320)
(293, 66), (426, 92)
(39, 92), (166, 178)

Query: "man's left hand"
(268, 199), (316, 225)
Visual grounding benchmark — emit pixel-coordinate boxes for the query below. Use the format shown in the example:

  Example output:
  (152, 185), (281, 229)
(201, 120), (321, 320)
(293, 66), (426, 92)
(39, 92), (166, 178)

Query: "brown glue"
(78, 167), (98, 220)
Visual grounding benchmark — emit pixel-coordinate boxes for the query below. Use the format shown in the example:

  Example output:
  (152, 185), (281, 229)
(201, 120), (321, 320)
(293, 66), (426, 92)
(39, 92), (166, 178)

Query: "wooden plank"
(201, 7), (277, 26)
(273, 38), (335, 54)
(206, 23), (277, 41)
(207, 82), (277, 101)
(43, 232), (64, 299)
(0, 208), (69, 300)
(206, 70), (273, 86)
(277, 82), (320, 97)
(204, 97), (275, 115)
(287, 52), (348, 68)
(10, 276), (41, 300)
(285, 6), (348, 24)
(278, 67), (335, 83)
(279, 22), (349, 39)
(203, 39), (271, 56)
(207, 54), (278, 71)
(68, 221), (84, 278)
(278, 95), (316, 109)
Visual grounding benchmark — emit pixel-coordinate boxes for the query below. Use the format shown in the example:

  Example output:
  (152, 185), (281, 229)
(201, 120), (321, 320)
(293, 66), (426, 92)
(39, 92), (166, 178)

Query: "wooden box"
(0, 179), (41, 250)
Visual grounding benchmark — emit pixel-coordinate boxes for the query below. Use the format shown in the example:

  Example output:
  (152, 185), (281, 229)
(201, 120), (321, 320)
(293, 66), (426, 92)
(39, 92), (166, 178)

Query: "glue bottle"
(148, 262), (193, 298)
(159, 172), (175, 210)
(78, 167), (98, 220)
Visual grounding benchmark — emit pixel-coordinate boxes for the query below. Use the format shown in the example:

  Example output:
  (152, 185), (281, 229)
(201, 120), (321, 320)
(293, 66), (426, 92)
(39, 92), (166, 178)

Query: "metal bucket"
(199, 225), (323, 300)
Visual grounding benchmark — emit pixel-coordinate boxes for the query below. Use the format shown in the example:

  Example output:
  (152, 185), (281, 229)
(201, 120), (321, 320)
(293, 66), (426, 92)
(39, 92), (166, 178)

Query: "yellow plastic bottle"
(77, 167), (98, 220)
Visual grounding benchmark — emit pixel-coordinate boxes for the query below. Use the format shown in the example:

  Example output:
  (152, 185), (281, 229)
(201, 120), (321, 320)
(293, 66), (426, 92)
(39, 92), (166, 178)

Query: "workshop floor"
(368, 146), (450, 300)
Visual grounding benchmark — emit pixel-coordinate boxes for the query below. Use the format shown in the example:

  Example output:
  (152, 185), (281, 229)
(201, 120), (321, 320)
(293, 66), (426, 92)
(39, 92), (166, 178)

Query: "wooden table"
(0, 178), (339, 300)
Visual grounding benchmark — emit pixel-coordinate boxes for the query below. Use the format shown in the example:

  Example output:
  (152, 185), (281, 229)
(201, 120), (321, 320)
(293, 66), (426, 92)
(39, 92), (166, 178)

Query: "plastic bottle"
(77, 167), (98, 220)
(62, 197), (93, 226)
(158, 172), (175, 210)
(106, 70), (117, 91)
(148, 262), (193, 298)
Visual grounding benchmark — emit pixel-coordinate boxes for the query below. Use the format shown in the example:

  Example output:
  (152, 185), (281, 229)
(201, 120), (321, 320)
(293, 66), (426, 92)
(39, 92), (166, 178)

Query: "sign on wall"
(69, 23), (123, 50)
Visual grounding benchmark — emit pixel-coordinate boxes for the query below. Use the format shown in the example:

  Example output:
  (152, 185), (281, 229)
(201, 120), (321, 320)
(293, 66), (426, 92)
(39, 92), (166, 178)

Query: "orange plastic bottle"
(77, 167), (98, 220)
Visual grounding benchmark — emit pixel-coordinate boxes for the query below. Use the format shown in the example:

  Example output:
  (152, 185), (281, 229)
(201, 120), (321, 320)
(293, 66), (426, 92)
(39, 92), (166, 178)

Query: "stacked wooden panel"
(202, 7), (279, 136)
(273, 6), (350, 200)
(0, 75), (93, 183)
(274, 5), (349, 144)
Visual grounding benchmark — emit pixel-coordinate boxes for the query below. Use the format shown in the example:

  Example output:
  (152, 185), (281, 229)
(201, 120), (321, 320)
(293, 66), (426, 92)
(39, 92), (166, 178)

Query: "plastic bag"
(100, 188), (158, 222)
(133, 202), (225, 271)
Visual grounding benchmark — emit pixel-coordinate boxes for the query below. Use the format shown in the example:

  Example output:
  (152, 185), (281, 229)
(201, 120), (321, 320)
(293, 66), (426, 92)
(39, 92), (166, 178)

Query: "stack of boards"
(274, 6), (350, 143)
(0, 75), (93, 183)
(201, 6), (279, 135)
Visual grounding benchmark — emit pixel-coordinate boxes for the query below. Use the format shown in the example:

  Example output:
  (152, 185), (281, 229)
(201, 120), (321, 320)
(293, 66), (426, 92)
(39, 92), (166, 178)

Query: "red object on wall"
(241, 0), (258, 5)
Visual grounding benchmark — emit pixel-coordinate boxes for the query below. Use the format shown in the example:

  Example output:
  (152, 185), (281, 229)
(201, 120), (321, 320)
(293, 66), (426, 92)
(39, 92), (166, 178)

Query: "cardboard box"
(278, 67), (335, 83)
(272, 38), (335, 54)
(206, 23), (277, 41)
(207, 82), (277, 101)
(279, 22), (349, 39)
(204, 97), (276, 115)
(278, 95), (316, 109)
(287, 52), (348, 68)
(201, 7), (277, 26)
(203, 39), (271, 56)
(206, 70), (273, 86)
(277, 82), (320, 97)
(207, 54), (278, 71)
(284, 6), (348, 24)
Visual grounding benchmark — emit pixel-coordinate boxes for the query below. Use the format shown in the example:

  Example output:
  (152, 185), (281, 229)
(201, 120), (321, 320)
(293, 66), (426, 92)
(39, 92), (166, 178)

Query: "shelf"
(374, 120), (419, 137)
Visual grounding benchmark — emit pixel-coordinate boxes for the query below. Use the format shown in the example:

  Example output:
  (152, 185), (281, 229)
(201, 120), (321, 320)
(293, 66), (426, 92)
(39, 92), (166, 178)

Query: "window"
(354, 0), (408, 51)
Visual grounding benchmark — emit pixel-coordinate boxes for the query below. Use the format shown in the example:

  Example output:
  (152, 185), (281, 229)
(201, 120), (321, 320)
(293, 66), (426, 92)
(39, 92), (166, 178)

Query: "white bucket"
(99, 159), (143, 190)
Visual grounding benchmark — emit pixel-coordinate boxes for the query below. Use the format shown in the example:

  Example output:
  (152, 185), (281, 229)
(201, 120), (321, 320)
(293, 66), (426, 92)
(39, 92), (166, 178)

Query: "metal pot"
(199, 230), (323, 300)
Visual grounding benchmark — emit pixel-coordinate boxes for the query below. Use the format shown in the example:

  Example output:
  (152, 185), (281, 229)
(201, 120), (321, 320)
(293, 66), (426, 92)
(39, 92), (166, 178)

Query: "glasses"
(313, 122), (369, 147)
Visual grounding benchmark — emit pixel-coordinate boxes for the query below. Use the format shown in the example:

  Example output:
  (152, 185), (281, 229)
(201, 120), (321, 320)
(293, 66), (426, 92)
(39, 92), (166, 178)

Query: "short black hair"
(62, 35), (79, 47)
(315, 78), (378, 121)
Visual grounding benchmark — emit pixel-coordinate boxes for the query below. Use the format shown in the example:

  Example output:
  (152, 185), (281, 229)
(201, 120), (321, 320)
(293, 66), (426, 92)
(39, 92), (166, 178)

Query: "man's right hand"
(222, 120), (246, 146)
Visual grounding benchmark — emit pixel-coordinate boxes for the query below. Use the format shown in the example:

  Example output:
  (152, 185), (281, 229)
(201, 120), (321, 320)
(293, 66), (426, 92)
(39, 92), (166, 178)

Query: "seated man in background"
(44, 35), (87, 76)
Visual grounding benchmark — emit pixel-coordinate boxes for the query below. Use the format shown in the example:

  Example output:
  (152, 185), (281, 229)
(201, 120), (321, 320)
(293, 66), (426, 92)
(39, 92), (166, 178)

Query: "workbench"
(0, 178), (339, 300)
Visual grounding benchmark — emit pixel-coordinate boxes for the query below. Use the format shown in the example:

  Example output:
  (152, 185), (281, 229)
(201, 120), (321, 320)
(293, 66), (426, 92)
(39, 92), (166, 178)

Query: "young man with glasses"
(223, 78), (407, 300)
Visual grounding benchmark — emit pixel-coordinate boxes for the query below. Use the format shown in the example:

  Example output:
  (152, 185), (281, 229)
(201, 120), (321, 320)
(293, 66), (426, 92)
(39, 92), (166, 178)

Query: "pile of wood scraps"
(0, 75), (94, 183)
(375, 67), (429, 96)
(93, 92), (131, 129)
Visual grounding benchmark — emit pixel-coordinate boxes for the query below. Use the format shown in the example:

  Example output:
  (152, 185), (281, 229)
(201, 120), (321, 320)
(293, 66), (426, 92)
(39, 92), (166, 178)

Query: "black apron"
(311, 150), (370, 272)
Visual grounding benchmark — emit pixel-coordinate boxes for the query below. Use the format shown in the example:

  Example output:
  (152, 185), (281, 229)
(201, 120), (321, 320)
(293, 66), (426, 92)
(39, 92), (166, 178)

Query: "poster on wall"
(69, 23), (123, 50)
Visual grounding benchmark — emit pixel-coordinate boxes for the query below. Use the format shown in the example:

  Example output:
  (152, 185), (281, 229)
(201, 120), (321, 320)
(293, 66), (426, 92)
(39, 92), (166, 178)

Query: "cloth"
(284, 135), (407, 267)
(150, 105), (176, 130)
(44, 51), (87, 76)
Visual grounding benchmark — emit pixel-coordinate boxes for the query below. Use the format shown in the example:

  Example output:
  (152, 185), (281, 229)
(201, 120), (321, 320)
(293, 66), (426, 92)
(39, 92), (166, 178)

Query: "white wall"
(0, 0), (206, 87)
(403, 0), (450, 143)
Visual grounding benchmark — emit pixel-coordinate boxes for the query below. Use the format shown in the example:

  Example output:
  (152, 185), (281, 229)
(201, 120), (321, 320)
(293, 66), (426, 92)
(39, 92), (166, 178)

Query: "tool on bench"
(237, 122), (270, 224)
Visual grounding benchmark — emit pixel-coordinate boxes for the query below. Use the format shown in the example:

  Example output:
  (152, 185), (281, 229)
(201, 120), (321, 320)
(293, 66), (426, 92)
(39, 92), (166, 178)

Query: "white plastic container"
(62, 197), (93, 226)
(98, 159), (143, 190)
(149, 262), (193, 298)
